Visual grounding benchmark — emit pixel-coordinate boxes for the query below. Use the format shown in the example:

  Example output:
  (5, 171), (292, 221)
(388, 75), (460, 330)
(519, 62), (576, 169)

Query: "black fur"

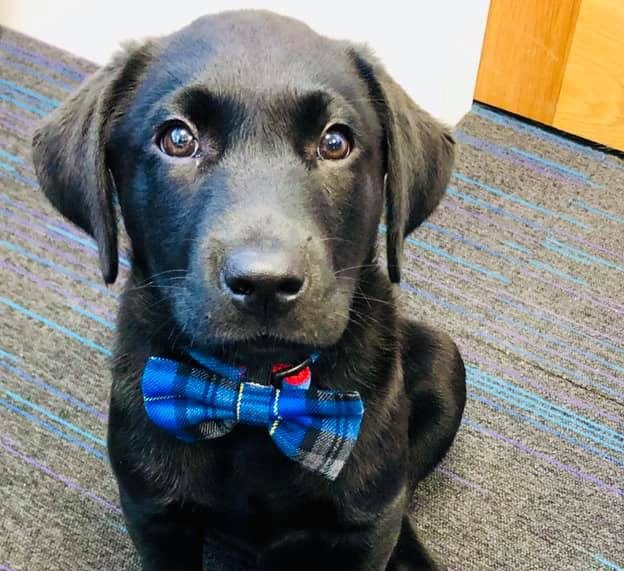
(32, 10), (466, 571)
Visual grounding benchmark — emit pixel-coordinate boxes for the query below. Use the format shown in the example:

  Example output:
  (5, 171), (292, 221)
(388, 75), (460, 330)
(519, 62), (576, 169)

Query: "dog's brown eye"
(159, 123), (198, 158)
(318, 126), (352, 161)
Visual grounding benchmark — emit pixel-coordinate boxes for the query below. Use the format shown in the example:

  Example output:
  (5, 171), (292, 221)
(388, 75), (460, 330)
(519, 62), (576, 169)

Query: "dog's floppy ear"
(32, 42), (153, 284)
(349, 48), (455, 283)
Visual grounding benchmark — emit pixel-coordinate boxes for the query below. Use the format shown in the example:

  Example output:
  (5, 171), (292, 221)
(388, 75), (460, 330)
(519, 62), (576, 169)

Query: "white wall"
(0, 0), (490, 125)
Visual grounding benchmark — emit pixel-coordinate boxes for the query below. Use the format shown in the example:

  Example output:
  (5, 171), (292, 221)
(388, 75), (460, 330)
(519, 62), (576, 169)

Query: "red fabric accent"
(271, 363), (311, 386)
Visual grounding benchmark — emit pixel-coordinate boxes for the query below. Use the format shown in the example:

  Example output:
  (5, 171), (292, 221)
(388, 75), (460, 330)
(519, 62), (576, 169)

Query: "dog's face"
(33, 11), (455, 361)
(108, 14), (387, 356)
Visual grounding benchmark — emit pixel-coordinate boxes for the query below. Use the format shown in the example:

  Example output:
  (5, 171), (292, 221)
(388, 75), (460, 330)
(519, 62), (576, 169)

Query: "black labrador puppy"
(32, 10), (466, 571)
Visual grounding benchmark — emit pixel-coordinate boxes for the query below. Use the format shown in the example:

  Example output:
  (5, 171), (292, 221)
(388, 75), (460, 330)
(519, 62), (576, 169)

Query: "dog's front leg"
(119, 488), (205, 571)
(258, 514), (402, 571)
(386, 516), (442, 571)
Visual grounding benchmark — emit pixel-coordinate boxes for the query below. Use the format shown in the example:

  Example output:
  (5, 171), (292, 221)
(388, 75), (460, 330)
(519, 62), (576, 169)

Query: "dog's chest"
(170, 426), (340, 541)
(186, 426), (314, 490)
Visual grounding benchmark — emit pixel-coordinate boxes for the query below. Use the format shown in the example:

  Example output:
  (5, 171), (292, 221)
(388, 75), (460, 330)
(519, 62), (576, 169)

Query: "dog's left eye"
(158, 122), (199, 158)
(318, 125), (353, 161)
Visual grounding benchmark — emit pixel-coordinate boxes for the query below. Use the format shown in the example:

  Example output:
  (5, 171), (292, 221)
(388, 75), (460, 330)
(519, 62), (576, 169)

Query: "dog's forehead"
(151, 11), (358, 97)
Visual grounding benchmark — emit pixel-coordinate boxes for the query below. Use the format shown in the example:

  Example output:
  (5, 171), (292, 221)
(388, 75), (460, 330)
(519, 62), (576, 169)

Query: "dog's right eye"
(158, 122), (199, 158)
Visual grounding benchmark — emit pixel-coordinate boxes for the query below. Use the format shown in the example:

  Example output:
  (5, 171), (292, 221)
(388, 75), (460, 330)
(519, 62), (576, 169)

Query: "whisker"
(335, 263), (378, 275)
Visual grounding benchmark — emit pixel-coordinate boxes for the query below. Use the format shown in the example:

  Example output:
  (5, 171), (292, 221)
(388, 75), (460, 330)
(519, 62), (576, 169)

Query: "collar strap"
(188, 350), (320, 389)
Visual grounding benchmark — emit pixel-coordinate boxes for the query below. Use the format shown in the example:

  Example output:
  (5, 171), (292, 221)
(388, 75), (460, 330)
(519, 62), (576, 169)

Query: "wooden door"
(475, 0), (624, 151)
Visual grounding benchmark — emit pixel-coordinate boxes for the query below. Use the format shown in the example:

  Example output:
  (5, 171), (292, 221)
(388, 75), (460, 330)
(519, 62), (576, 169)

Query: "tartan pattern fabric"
(141, 355), (364, 480)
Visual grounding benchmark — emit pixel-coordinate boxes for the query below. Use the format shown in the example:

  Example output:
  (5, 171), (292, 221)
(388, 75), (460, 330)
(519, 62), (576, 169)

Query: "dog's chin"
(194, 336), (324, 366)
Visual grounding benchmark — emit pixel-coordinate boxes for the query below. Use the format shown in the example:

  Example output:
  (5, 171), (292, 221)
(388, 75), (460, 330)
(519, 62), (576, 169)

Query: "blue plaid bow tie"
(141, 352), (364, 480)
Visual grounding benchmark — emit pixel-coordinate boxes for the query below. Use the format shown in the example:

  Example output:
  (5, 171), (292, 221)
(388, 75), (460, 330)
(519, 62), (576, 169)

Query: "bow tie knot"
(141, 355), (364, 480)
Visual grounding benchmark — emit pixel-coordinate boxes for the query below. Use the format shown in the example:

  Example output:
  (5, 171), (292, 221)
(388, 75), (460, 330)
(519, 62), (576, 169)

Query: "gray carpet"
(1, 26), (623, 571)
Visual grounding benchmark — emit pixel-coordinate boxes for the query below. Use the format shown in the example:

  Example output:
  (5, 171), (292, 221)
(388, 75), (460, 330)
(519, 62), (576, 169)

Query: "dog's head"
(32, 10), (454, 361)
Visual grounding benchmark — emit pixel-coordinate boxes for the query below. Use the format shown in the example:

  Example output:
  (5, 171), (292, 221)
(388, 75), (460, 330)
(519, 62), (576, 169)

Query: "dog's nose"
(221, 249), (306, 315)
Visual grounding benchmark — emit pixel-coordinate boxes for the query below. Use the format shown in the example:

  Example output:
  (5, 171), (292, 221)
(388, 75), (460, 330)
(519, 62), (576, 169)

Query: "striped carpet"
(0, 26), (623, 571)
